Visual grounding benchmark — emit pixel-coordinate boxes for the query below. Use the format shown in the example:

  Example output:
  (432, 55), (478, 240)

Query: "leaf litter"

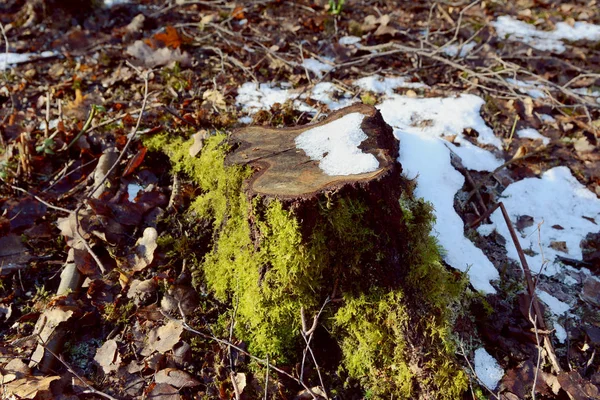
(1, 0), (599, 398)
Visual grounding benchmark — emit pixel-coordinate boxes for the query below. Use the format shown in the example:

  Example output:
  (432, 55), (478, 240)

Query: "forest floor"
(0, 0), (599, 399)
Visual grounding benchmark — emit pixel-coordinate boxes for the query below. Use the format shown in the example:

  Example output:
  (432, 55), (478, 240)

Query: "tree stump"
(146, 103), (469, 398)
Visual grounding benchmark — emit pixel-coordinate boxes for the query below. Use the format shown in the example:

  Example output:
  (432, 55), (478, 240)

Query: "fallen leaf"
(127, 278), (158, 306)
(202, 89), (227, 111)
(154, 26), (187, 49)
(0, 234), (31, 276)
(155, 368), (201, 388)
(231, 372), (246, 396)
(557, 370), (600, 400)
(189, 130), (209, 157)
(149, 320), (184, 354)
(94, 339), (122, 374)
(127, 41), (192, 68)
(147, 382), (181, 400)
(129, 227), (158, 271)
(2, 376), (61, 400)
(125, 14), (145, 33)
(29, 307), (75, 368)
(122, 147), (147, 177)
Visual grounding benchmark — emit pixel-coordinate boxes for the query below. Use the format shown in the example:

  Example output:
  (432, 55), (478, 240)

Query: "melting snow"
(554, 322), (567, 343)
(0, 51), (55, 70)
(104, 0), (130, 6)
(474, 348), (504, 390)
(492, 16), (600, 53)
(235, 75), (600, 296)
(537, 290), (571, 315)
(354, 74), (427, 94)
(235, 82), (353, 117)
(516, 128), (549, 145)
(294, 112), (379, 176)
(486, 167), (600, 277)
(338, 36), (362, 45)
(442, 42), (476, 57)
(378, 93), (502, 293)
(506, 78), (548, 99)
(301, 58), (334, 78)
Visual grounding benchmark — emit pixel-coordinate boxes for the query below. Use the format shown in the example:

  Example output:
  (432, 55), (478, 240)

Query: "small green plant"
(328, 0), (345, 15)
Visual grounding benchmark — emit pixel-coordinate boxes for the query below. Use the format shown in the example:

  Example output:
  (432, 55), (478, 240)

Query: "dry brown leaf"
(149, 320), (184, 354)
(29, 307), (74, 368)
(189, 130), (209, 157)
(126, 41), (191, 68)
(130, 227), (158, 271)
(127, 278), (158, 306)
(154, 26), (186, 49)
(148, 383), (181, 400)
(155, 368), (201, 388)
(232, 372), (247, 396)
(2, 376), (60, 400)
(202, 89), (227, 111)
(94, 339), (122, 374)
(125, 14), (145, 33)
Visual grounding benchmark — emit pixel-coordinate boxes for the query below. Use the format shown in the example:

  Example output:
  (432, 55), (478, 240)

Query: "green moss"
(335, 290), (413, 398)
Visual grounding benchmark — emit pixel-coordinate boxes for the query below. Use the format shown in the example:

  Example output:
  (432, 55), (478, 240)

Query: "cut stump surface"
(226, 104), (399, 198)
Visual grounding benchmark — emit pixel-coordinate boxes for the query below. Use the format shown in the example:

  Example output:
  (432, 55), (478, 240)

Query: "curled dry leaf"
(127, 278), (158, 306)
(189, 130), (209, 157)
(29, 307), (74, 368)
(155, 368), (201, 388)
(202, 89), (227, 111)
(94, 339), (122, 374)
(130, 227), (158, 271)
(126, 41), (191, 68)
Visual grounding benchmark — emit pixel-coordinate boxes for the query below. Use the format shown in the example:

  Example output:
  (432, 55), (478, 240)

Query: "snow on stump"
(144, 104), (469, 398)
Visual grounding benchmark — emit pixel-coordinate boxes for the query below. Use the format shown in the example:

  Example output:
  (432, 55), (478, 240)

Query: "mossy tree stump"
(145, 104), (469, 398)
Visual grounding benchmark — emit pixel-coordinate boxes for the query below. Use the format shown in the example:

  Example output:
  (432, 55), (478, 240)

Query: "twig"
(2, 179), (72, 214)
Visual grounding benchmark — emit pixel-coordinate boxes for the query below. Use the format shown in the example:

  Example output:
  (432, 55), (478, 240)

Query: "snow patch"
(554, 322), (567, 343)
(516, 128), (549, 145)
(104, 0), (130, 6)
(294, 112), (379, 176)
(506, 78), (548, 99)
(489, 166), (600, 277)
(538, 114), (556, 124)
(537, 290), (571, 315)
(377, 93), (503, 293)
(338, 36), (361, 45)
(442, 42), (476, 57)
(474, 348), (504, 390)
(0, 51), (55, 70)
(354, 75), (428, 94)
(492, 16), (600, 53)
(235, 82), (355, 116)
(301, 58), (333, 78)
